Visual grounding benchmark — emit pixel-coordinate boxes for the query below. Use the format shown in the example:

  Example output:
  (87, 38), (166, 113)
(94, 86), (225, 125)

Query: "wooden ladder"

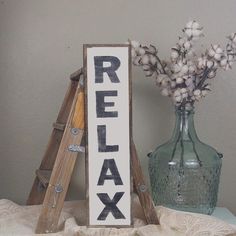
(27, 68), (159, 234)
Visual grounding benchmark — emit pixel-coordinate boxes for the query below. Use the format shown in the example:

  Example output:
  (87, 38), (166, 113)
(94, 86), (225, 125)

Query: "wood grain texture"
(35, 170), (52, 188)
(35, 86), (84, 233)
(131, 140), (159, 225)
(27, 79), (79, 205)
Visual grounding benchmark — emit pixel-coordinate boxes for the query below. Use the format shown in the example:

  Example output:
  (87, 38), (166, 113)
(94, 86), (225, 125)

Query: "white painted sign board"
(84, 45), (131, 226)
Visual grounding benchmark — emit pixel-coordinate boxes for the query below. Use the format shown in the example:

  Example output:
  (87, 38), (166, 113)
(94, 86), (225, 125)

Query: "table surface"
(213, 207), (236, 225)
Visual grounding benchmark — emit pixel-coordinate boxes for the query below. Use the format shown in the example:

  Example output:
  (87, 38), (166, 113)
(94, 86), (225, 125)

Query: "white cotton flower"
(176, 77), (184, 84)
(161, 77), (169, 87)
(201, 90), (208, 96)
(141, 54), (150, 65)
(180, 88), (188, 98)
(161, 88), (170, 96)
(147, 45), (157, 54)
(131, 40), (140, 49)
(173, 89), (182, 102)
(144, 70), (153, 76)
(138, 47), (146, 55)
(172, 60), (185, 73)
(193, 89), (201, 96)
(220, 54), (234, 70)
(184, 41), (191, 50)
(193, 89), (202, 100)
(170, 81), (176, 88)
(156, 74), (167, 85)
(133, 56), (141, 66)
(207, 70), (216, 79)
(197, 56), (207, 69)
(181, 65), (189, 74)
(185, 78), (195, 91)
(186, 21), (194, 29)
(220, 58), (227, 67)
(149, 55), (157, 65)
(188, 64), (196, 73)
(171, 50), (179, 60)
(206, 60), (214, 68)
(228, 33), (236, 49)
(208, 45), (223, 61)
(183, 20), (203, 39)
(142, 64), (151, 71)
(192, 21), (200, 29)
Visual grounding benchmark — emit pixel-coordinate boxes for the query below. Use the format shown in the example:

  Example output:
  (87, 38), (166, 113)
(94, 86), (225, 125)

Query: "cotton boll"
(170, 81), (176, 88)
(138, 47), (146, 55)
(208, 48), (215, 57)
(202, 90), (208, 96)
(186, 20), (194, 28)
(193, 89), (201, 96)
(171, 50), (179, 60)
(208, 70), (216, 79)
(156, 74), (166, 84)
(193, 89), (202, 100)
(161, 77), (169, 87)
(180, 88), (188, 98)
(148, 45), (157, 54)
(214, 53), (222, 61)
(184, 41), (191, 50)
(185, 29), (192, 37)
(176, 77), (184, 84)
(161, 88), (170, 96)
(144, 70), (153, 76)
(192, 21), (200, 29)
(188, 65), (196, 73)
(149, 55), (157, 65)
(133, 56), (141, 66)
(220, 58), (227, 67)
(229, 33), (236, 41)
(142, 64), (151, 71)
(207, 60), (214, 68)
(141, 54), (150, 65)
(152, 71), (158, 78)
(142, 65), (151, 71)
(216, 47), (223, 54)
(228, 54), (234, 61)
(173, 64), (181, 73)
(192, 29), (199, 37)
(173, 90), (182, 102)
(179, 38), (185, 46)
(131, 40), (140, 48)
(181, 65), (189, 74)
(156, 76), (163, 84)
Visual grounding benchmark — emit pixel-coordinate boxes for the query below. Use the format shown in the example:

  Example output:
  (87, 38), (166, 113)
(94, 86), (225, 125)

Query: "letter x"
(97, 192), (125, 220)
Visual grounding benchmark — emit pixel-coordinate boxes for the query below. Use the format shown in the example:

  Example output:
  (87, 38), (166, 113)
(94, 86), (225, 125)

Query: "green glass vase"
(148, 106), (222, 215)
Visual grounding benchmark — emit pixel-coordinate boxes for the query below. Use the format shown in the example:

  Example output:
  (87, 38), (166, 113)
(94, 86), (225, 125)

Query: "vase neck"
(171, 106), (199, 141)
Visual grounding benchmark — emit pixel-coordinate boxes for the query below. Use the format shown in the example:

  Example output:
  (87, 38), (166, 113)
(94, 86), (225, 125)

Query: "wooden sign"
(84, 44), (131, 226)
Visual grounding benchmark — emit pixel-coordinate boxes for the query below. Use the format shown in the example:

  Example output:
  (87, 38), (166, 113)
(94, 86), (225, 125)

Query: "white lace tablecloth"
(0, 196), (236, 236)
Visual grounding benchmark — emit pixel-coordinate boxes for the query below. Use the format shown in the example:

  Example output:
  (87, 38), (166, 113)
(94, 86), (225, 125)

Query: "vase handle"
(217, 152), (223, 159)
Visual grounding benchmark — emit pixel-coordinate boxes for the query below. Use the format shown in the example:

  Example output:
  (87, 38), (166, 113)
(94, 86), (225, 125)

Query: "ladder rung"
(36, 170), (52, 188)
(53, 122), (66, 131)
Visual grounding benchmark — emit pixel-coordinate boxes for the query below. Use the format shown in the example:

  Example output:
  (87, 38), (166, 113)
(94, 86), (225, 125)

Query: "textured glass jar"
(148, 106), (222, 215)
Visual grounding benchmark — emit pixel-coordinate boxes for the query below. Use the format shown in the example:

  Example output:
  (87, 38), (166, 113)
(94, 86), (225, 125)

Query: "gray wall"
(1, 0), (236, 214)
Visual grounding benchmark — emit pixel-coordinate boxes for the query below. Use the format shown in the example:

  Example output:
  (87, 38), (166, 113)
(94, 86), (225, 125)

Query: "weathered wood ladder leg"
(35, 80), (85, 233)
(27, 69), (83, 205)
(131, 141), (159, 225)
